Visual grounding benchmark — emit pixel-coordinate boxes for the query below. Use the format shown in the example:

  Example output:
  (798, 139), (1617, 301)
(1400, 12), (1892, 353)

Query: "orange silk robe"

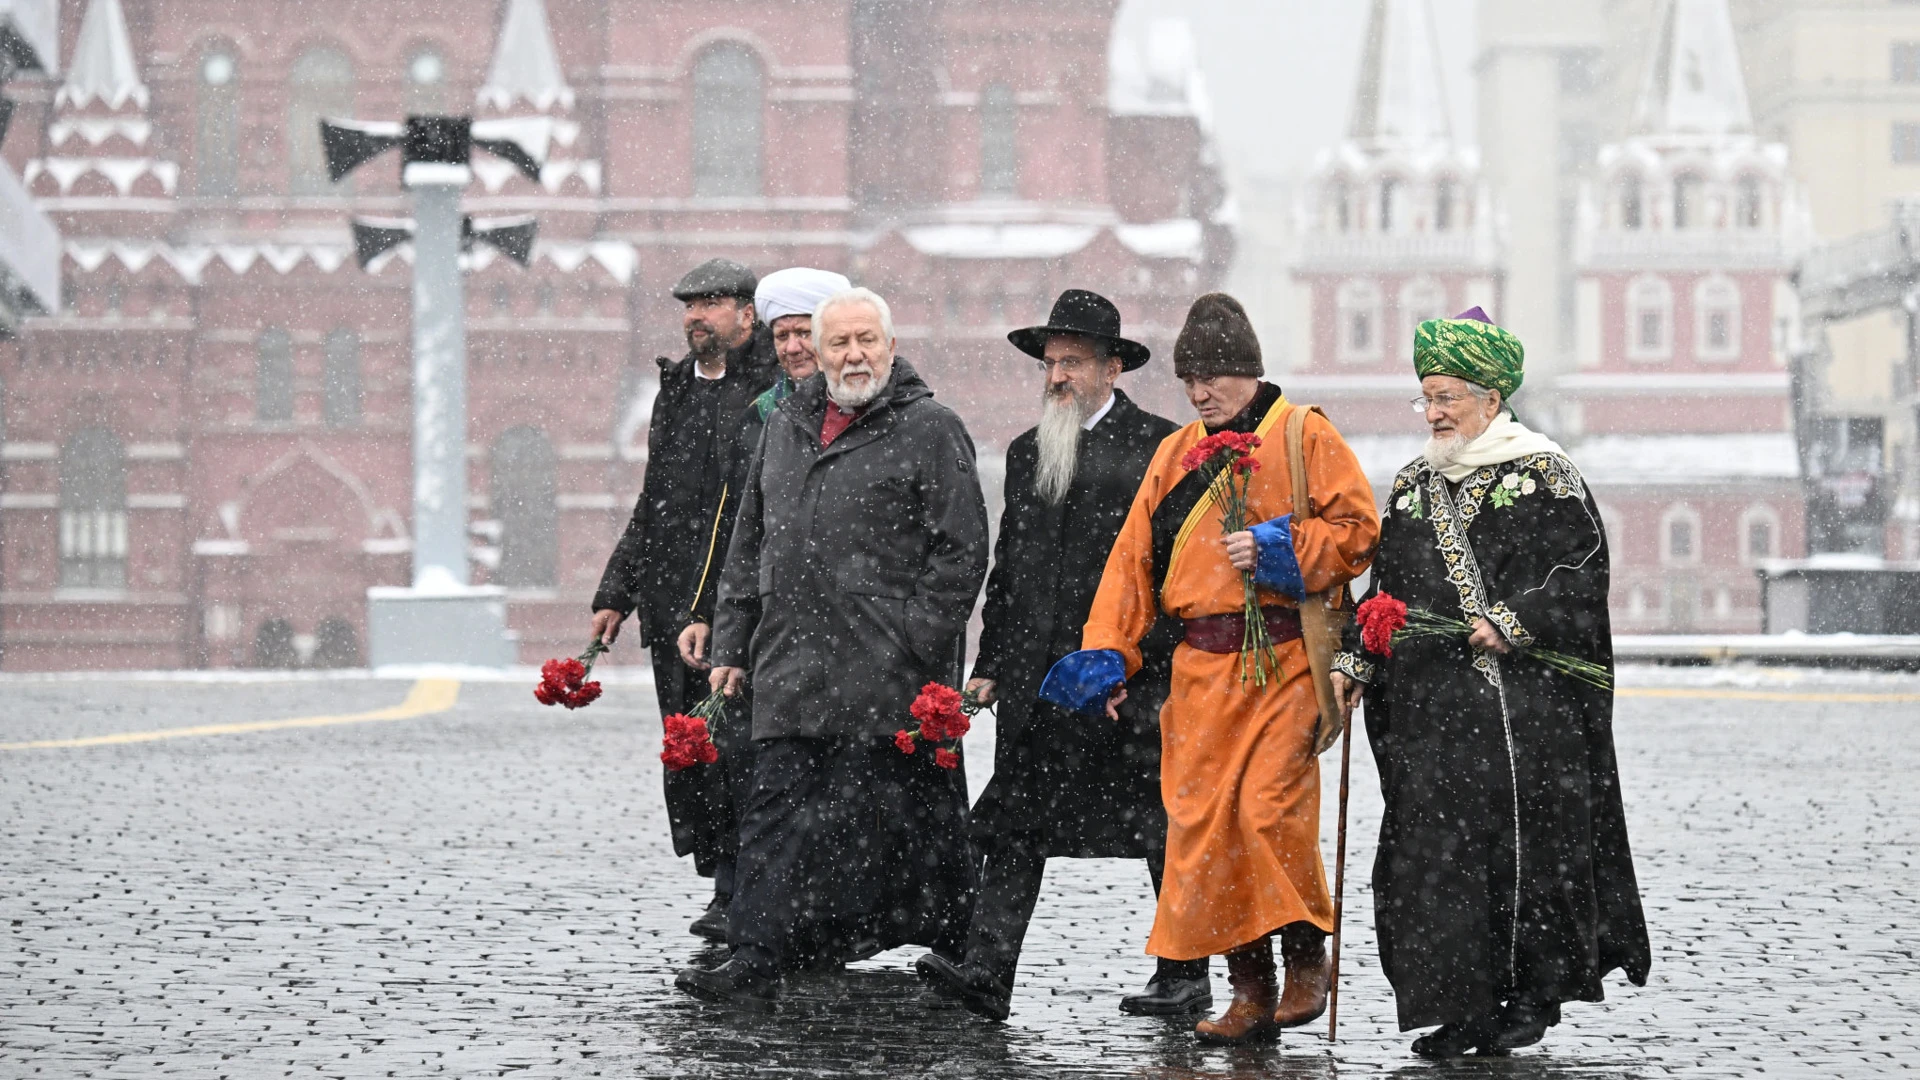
(1083, 397), (1379, 960)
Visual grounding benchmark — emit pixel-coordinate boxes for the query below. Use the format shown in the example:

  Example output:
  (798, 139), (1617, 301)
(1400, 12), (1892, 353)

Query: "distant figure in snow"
(1041, 294), (1380, 1044)
(590, 258), (776, 944)
(912, 290), (1187, 1021)
(1331, 309), (1651, 1057)
(676, 287), (988, 1009)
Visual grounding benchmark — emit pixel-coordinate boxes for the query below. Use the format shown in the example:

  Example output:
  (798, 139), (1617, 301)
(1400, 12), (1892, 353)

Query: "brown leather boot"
(1274, 923), (1331, 1028)
(1194, 937), (1281, 1045)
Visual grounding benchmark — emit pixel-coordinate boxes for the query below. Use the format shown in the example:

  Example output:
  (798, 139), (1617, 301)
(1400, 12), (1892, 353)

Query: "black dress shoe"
(1118, 967), (1213, 1016)
(1411, 1018), (1498, 1058)
(688, 896), (729, 943)
(1484, 1001), (1560, 1050)
(675, 957), (776, 1011)
(914, 952), (1011, 1022)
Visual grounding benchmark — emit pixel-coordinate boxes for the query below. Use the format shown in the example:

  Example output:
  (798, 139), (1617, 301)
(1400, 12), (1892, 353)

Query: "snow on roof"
(57, 0), (148, 111)
(61, 239), (638, 285)
(1573, 433), (1799, 485)
(1634, 0), (1753, 137)
(1349, 0), (1453, 150)
(902, 223), (1102, 260)
(478, 0), (575, 113)
(1114, 219), (1204, 261)
(1108, 15), (1212, 128)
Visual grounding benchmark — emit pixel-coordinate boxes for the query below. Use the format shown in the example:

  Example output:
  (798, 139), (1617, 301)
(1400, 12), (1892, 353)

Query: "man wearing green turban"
(1330, 306), (1651, 1058)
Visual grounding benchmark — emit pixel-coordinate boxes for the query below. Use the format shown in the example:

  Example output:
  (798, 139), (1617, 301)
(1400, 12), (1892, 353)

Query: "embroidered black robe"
(1334, 450), (1651, 1031)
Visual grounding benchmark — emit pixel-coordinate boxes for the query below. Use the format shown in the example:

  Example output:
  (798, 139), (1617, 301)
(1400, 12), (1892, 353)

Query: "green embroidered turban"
(1413, 310), (1525, 397)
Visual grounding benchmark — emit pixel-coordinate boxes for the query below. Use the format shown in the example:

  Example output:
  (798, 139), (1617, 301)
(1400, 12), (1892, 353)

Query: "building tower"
(1569, 0), (1809, 632)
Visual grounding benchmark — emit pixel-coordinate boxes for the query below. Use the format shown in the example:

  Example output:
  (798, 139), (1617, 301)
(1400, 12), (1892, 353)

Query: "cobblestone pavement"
(3, 665), (1917, 1079)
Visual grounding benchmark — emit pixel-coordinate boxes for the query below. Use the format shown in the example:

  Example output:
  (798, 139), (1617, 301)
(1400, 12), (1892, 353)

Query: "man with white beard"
(915, 290), (1189, 1022)
(678, 287), (989, 1009)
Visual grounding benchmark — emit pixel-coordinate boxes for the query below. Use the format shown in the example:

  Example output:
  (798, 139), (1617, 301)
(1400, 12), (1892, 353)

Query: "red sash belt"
(1182, 606), (1303, 654)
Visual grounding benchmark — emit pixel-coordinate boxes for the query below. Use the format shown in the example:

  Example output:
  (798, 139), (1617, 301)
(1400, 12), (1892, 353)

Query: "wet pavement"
(2, 665), (1917, 1078)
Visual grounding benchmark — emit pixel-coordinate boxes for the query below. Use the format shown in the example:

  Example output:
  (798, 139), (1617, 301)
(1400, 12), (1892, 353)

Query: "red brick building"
(0, 0), (1229, 670)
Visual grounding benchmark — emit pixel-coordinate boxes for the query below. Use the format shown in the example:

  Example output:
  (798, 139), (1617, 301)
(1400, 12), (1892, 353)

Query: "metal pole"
(407, 181), (468, 588)
(1328, 714), (1353, 1043)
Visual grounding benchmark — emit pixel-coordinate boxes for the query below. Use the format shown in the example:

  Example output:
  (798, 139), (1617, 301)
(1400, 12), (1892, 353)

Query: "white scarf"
(1426, 412), (1564, 482)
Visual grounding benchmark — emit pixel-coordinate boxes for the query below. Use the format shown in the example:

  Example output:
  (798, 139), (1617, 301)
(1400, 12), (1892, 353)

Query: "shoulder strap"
(1163, 399), (1290, 584)
(1285, 404), (1322, 521)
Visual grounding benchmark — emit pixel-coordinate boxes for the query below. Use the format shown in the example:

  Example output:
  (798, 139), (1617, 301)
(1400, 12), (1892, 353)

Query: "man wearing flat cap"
(1041, 293), (1379, 1044)
(1330, 308), (1649, 1058)
(913, 289), (1185, 1022)
(591, 257), (777, 942)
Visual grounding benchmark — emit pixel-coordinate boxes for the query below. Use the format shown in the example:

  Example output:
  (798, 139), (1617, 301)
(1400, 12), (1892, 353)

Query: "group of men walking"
(589, 259), (1651, 1056)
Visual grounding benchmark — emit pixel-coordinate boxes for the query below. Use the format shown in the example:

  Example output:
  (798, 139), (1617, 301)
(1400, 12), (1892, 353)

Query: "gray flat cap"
(672, 258), (757, 301)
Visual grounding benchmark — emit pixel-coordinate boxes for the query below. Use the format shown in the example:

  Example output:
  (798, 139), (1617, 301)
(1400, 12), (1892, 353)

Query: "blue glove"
(1038, 649), (1127, 716)
(1249, 514), (1305, 600)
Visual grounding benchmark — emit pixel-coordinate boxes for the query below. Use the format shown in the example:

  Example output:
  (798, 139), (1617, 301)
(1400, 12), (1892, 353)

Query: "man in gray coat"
(676, 287), (989, 1009)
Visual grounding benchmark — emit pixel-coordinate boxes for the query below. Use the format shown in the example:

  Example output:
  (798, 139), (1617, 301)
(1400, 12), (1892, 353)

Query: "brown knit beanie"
(1173, 293), (1263, 379)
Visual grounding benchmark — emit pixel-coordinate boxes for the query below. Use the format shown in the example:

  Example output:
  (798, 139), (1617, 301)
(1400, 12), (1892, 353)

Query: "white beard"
(825, 360), (887, 409)
(1423, 430), (1471, 472)
(1034, 390), (1091, 506)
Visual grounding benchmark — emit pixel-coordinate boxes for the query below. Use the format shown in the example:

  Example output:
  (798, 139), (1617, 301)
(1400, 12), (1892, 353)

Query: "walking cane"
(1328, 706), (1354, 1043)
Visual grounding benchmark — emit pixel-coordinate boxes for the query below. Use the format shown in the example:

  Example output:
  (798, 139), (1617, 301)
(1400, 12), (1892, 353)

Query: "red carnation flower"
(534, 682), (561, 706)
(911, 682), (964, 724)
(565, 681), (603, 709)
(1357, 592), (1409, 657)
(661, 713), (718, 771)
(894, 729), (917, 755)
(933, 748), (960, 770)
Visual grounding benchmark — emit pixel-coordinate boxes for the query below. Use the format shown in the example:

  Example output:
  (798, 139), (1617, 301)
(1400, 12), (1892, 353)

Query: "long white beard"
(825, 360), (886, 409)
(1034, 391), (1090, 505)
(1423, 430), (1471, 472)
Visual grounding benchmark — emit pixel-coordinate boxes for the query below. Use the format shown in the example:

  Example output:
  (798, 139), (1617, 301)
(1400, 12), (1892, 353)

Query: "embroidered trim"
(1426, 474), (1498, 686)
(1484, 602), (1533, 648)
(1456, 452), (1586, 531)
(1332, 650), (1376, 684)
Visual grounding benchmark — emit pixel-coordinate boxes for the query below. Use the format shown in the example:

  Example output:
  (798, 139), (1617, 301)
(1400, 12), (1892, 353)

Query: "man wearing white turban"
(748, 267), (851, 420)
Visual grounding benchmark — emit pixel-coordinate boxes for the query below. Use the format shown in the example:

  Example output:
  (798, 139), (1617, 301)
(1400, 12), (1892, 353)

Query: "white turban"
(755, 267), (852, 324)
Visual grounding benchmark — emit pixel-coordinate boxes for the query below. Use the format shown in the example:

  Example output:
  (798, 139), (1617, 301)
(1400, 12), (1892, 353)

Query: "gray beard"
(1423, 431), (1471, 471)
(826, 364), (885, 410)
(1034, 391), (1090, 505)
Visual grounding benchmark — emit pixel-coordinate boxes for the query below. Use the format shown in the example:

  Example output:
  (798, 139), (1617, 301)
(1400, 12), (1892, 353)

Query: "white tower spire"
(58, 0), (148, 111)
(478, 0), (574, 113)
(1348, 0), (1452, 149)
(1634, 0), (1753, 137)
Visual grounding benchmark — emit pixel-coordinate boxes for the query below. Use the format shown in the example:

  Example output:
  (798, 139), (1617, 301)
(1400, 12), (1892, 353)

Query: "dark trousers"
(650, 643), (753, 892)
(964, 834), (1206, 987)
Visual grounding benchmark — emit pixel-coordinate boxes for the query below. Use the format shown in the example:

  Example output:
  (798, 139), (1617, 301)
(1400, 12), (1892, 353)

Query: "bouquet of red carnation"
(893, 681), (984, 770)
(1179, 430), (1280, 685)
(535, 638), (608, 709)
(1355, 590), (1612, 690)
(662, 689), (727, 772)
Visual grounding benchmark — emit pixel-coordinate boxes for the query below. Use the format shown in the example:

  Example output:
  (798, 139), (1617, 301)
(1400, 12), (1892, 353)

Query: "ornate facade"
(0, 0), (1227, 670)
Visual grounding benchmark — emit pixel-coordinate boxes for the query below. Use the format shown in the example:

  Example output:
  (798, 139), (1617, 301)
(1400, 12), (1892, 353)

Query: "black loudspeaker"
(319, 119), (405, 183)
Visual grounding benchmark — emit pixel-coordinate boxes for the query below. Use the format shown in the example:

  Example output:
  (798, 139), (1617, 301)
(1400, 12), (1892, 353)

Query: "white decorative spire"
(57, 0), (148, 111)
(1634, 0), (1753, 137)
(478, 0), (574, 113)
(1348, 0), (1452, 149)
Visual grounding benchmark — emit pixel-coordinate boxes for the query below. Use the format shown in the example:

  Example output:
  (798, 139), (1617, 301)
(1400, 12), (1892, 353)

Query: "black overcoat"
(711, 359), (989, 741)
(969, 390), (1181, 857)
(592, 326), (776, 644)
(1335, 450), (1652, 1030)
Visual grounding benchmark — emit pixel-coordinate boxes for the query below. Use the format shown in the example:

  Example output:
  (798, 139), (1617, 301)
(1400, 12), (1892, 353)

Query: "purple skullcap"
(1452, 306), (1493, 324)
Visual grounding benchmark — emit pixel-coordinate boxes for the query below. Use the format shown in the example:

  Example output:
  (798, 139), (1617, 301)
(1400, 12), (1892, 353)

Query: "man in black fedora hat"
(915, 288), (1199, 1021)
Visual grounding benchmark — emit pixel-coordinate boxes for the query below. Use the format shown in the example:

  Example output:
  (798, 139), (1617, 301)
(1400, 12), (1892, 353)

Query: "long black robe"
(969, 389), (1180, 857)
(1334, 449), (1651, 1031)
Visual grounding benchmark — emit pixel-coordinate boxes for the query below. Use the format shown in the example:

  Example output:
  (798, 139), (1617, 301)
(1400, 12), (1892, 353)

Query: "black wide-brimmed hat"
(1007, 289), (1152, 371)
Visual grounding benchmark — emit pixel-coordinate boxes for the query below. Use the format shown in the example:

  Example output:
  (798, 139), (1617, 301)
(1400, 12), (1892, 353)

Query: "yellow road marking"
(1616, 686), (1920, 704)
(0, 679), (461, 751)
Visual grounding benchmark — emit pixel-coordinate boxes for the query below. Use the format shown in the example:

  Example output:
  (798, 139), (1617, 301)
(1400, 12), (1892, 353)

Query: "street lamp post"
(321, 114), (546, 668)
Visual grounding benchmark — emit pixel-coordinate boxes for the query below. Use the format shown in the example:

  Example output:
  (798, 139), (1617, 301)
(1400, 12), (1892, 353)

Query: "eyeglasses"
(1409, 393), (1478, 413)
(1036, 357), (1098, 374)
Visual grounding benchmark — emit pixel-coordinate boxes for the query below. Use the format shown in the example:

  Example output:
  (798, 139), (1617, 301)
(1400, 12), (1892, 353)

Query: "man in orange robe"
(1040, 293), (1379, 1045)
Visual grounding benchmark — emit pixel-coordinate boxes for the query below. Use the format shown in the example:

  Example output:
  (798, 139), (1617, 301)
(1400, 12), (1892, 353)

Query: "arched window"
(1694, 275), (1742, 361)
(289, 46), (355, 195)
(692, 43), (764, 198)
(1434, 179), (1455, 231)
(1735, 175), (1763, 229)
(1672, 174), (1704, 229)
(60, 427), (128, 590)
(1336, 279), (1383, 364)
(257, 328), (294, 423)
(405, 47), (447, 114)
(492, 426), (557, 588)
(1619, 175), (1643, 229)
(1399, 277), (1446, 334)
(1378, 176), (1398, 232)
(1660, 503), (1702, 566)
(1330, 177), (1351, 232)
(196, 47), (240, 196)
(323, 329), (361, 428)
(1739, 504), (1781, 564)
(978, 82), (1018, 198)
(1626, 275), (1673, 361)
